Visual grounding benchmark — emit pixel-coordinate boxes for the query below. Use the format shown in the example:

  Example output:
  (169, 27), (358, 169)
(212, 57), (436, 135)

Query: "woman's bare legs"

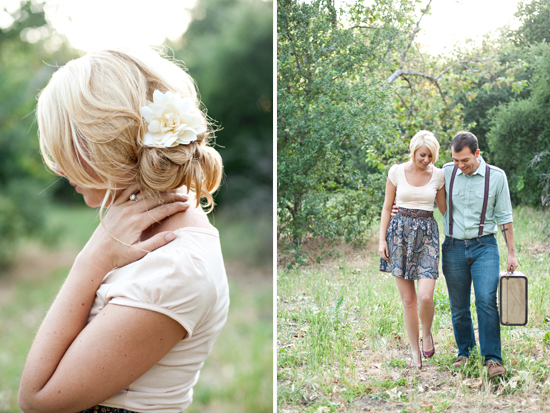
(417, 279), (436, 354)
(395, 277), (421, 367)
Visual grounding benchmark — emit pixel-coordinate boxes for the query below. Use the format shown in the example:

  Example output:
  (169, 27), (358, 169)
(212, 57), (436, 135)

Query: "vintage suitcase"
(499, 271), (528, 326)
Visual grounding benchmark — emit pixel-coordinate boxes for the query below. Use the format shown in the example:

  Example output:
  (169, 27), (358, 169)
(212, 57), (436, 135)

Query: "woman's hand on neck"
(139, 188), (213, 241)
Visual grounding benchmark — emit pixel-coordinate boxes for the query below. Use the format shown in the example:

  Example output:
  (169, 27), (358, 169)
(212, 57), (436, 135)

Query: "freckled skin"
(18, 169), (191, 411)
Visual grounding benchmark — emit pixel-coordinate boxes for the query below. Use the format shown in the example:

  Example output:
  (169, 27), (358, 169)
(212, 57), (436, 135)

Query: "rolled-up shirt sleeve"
(494, 171), (513, 225)
(436, 168), (445, 190)
(388, 164), (398, 186)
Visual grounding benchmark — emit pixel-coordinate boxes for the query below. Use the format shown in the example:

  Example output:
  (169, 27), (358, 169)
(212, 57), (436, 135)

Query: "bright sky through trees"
(416, 0), (522, 55)
(0, 0), (523, 54)
(330, 0), (523, 55)
(3, 0), (197, 52)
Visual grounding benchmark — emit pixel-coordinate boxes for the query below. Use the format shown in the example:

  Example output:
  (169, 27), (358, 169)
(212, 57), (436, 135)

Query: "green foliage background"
(0, 0), (272, 267)
(0, 0), (273, 412)
(0, 1), (72, 266)
(277, 0), (405, 252)
(171, 0), (273, 213)
(277, 0), (550, 257)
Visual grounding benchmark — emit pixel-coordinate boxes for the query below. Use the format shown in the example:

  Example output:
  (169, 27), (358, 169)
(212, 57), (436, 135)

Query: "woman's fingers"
(114, 184), (141, 206)
(107, 190), (190, 231)
(119, 190), (189, 212)
(132, 192), (189, 213)
(139, 202), (189, 228)
(86, 188), (191, 269)
(379, 246), (389, 261)
(110, 185), (192, 208)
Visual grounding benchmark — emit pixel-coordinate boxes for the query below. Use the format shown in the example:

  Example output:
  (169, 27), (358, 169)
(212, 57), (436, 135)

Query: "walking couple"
(379, 130), (519, 377)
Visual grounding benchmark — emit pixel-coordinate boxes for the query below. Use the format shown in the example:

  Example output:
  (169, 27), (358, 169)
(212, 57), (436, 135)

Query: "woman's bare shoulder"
(141, 189), (213, 240)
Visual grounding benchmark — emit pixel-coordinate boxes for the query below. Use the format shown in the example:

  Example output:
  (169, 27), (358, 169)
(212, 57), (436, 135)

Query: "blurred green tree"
(0, 0), (74, 268)
(171, 0), (273, 215)
(456, 0), (546, 162)
(512, 0), (550, 46)
(276, 0), (543, 260)
(479, 0), (550, 206)
(277, 0), (409, 251)
(487, 42), (550, 206)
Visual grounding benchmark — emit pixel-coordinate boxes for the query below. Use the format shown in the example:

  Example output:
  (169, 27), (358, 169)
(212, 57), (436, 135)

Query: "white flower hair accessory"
(141, 90), (206, 148)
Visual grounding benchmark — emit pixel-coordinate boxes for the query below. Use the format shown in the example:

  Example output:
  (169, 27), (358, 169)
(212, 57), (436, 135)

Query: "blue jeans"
(442, 235), (501, 364)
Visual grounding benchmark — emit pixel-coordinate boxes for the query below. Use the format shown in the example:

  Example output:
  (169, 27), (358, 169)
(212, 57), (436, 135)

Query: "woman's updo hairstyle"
(408, 130), (440, 164)
(37, 47), (223, 211)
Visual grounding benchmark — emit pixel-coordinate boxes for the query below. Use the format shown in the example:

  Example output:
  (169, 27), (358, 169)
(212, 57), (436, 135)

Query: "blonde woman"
(379, 131), (446, 370)
(18, 48), (228, 413)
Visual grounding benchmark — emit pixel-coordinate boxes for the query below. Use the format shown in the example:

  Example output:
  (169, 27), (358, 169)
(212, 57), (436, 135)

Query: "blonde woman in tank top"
(18, 48), (229, 413)
(378, 131), (447, 370)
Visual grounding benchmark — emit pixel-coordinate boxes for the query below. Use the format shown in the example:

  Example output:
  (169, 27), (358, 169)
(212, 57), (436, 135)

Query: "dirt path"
(277, 234), (550, 412)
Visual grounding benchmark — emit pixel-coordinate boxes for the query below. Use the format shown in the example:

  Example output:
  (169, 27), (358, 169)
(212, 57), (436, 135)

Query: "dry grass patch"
(278, 207), (550, 412)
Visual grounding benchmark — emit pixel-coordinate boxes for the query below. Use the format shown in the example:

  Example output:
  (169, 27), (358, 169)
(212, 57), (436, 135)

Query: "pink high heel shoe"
(422, 333), (435, 359)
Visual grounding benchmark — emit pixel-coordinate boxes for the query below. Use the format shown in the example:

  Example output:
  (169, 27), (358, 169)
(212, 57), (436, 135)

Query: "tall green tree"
(456, 0), (549, 161)
(383, 2), (530, 157)
(277, 0), (412, 250)
(487, 42), (550, 206)
(478, 0), (550, 206)
(513, 0), (550, 46)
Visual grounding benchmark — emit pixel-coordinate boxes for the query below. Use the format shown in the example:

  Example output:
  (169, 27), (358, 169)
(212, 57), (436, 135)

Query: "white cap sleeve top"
(87, 227), (229, 413)
(388, 163), (445, 211)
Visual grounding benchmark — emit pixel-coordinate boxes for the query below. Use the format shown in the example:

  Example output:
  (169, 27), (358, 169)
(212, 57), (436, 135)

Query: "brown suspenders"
(448, 164), (490, 238)
(448, 167), (459, 237)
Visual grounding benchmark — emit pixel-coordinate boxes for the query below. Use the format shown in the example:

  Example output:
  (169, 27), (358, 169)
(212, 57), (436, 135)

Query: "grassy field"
(277, 206), (550, 412)
(0, 205), (273, 413)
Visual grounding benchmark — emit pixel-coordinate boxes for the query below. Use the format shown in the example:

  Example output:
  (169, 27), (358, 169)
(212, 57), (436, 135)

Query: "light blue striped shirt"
(443, 156), (513, 240)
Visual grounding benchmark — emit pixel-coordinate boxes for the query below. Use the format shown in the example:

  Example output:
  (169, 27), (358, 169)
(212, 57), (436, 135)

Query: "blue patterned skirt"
(379, 208), (439, 280)
(77, 406), (137, 413)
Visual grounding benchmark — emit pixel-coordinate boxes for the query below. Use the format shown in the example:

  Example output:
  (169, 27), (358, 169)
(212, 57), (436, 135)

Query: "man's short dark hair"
(451, 131), (479, 155)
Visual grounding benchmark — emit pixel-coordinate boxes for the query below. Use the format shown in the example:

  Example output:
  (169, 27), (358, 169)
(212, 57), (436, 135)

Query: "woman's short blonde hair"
(37, 47), (222, 211)
(409, 130), (440, 164)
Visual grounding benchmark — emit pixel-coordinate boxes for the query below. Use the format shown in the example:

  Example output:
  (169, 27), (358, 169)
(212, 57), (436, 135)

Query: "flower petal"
(152, 104), (167, 115)
(164, 91), (175, 101)
(178, 113), (194, 126)
(178, 129), (198, 144)
(164, 132), (180, 147)
(142, 90), (204, 148)
(143, 132), (156, 147)
(148, 119), (161, 133)
(195, 124), (207, 135)
(142, 106), (153, 123)
(176, 97), (193, 114)
(152, 89), (165, 104)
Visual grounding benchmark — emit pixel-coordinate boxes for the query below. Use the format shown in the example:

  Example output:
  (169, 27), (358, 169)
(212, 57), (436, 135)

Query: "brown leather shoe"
(452, 356), (469, 368)
(486, 360), (506, 378)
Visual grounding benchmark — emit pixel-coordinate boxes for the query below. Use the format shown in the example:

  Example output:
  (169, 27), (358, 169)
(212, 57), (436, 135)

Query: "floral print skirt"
(379, 208), (439, 280)
(77, 406), (137, 413)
